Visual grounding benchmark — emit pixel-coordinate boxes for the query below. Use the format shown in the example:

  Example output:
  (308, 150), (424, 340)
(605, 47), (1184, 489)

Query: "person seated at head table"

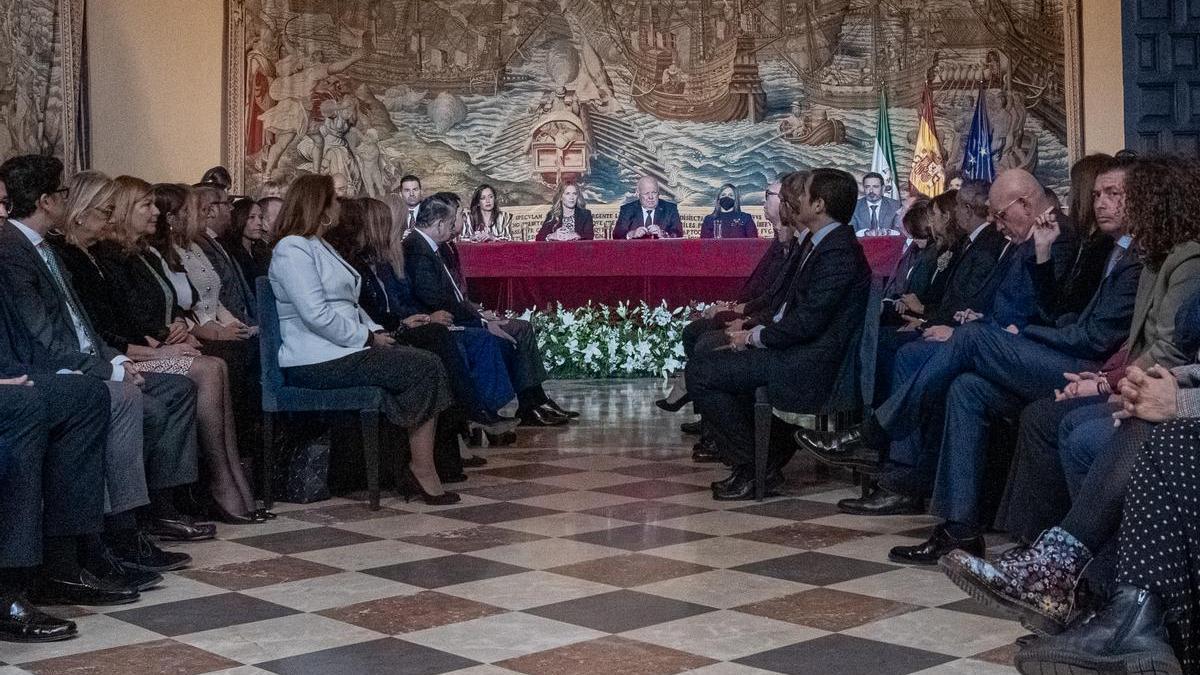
(850, 171), (902, 237)
(612, 176), (683, 240)
(700, 184), (757, 239)
(536, 182), (594, 241)
(464, 184), (513, 242)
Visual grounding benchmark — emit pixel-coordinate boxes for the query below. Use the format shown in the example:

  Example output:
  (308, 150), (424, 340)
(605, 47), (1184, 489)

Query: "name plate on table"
(497, 205), (774, 241)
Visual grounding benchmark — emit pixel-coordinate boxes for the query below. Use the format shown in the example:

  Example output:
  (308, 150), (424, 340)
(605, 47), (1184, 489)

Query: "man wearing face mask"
(612, 176), (683, 240)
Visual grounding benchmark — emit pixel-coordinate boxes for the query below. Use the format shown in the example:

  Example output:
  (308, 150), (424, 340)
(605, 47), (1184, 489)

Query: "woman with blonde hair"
(269, 175), (459, 503)
(53, 170), (220, 560)
(88, 176), (264, 523)
(535, 182), (593, 241)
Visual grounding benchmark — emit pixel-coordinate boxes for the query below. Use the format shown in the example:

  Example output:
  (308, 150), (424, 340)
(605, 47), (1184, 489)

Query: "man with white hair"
(612, 176), (683, 239)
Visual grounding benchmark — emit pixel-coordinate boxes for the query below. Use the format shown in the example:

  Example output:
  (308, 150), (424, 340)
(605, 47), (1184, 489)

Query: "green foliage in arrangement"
(513, 302), (697, 379)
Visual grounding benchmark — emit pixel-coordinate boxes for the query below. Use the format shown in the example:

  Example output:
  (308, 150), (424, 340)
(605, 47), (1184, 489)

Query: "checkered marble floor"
(0, 380), (1023, 675)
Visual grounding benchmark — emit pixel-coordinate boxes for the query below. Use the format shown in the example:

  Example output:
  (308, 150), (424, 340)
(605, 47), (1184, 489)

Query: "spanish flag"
(908, 82), (945, 197)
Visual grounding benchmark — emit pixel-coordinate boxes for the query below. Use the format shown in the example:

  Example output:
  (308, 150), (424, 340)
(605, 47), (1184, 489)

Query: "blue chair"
(257, 278), (389, 510)
(752, 276), (885, 500)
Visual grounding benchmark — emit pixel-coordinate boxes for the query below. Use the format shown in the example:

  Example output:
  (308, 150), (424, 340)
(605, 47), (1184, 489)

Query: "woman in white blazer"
(268, 174), (458, 504)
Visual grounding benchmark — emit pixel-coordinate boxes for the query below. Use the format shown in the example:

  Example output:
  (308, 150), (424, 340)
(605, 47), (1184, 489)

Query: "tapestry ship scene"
(240, 0), (1070, 206)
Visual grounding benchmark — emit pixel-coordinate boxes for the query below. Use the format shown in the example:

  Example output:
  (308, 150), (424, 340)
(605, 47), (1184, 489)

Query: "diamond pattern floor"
(1, 380), (1021, 674)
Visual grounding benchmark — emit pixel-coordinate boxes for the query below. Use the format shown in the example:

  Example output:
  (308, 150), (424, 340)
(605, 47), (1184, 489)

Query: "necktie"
(437, 248), (464, 302)
(39, 241), (100, 355)
(870, 204), (879, 230)
(796, 235), (816, 270)
(408, 210), (416, 228)
(643, 210), (652, 230)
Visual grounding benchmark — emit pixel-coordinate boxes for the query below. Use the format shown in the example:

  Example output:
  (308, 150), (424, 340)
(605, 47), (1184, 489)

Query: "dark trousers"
(688, 348), (796, 470)
(879, 323), (1099, 528)
(876, 322), (1095, 442)
(141, 373), (199, 492)
(994, 395), (1108, 541)
(0, 375), (108, 568)
(873, 326), (922, 406)
(494, 318), (548, 409)
(398, 323), (480, 416)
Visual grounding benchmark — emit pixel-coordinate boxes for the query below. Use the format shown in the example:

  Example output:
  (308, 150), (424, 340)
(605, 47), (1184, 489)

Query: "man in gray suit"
(850, 172), (902, 236)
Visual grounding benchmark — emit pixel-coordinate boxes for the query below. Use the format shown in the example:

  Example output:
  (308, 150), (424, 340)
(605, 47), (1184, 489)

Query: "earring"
(319, 216), (331, 228)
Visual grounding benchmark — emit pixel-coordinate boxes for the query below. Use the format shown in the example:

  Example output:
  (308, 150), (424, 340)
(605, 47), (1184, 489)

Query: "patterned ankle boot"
(939, 527), (1091, 635)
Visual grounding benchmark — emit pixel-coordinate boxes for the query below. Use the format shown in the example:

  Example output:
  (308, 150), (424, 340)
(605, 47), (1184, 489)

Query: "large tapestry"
(225, 0), (1080, 208)
(0, 0), (85, 171)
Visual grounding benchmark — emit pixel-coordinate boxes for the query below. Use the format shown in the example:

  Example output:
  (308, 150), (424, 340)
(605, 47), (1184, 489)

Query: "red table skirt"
(458, 237), (905, 312)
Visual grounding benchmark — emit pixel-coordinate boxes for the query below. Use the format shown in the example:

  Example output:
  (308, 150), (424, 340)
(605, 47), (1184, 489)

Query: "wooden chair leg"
(261, 412), (275, 510)
(361, 409), (381, 510)
(753, 388), (771, 501)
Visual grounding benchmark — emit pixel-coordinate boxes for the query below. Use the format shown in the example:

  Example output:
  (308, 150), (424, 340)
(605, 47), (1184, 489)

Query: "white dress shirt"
(10, 219), (129, 380)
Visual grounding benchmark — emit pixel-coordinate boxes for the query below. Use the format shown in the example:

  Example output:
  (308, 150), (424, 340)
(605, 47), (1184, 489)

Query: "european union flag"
(961, 85), (995, 182)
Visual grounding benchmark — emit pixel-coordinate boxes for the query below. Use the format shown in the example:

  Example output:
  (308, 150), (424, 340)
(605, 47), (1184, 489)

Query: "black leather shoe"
(837, 485), (923, 516)
(680, 420), (702, 435)
(92, 548), (162, 592)
(441, 473), (469, 484)
(711, 469), (743, 491)
(146, 516), (216, 542)
(794, 427), (881, 473)
(485, 430), (517, 446)
(712, 469), (784, 501)
(889, 525), (984, 565)
(462, 455), (488, 468)
(544, 399), (579, 419)
(34, 569), (140, 606)
(0, 592), (77, 642)
(470, 410), (520, 435)
(519, 405), (570, 427)
(112, 531), (191, 572)
(1015, 585), (1182, 675)
(692, 436), (722, 463)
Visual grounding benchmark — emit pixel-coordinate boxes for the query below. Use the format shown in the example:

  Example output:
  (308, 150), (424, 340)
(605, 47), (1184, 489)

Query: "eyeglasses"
(765, 190), (780, 198)
(51, 187), (69, 196)
(990, 195), (1027, 224)
(93, 205), (116, 220)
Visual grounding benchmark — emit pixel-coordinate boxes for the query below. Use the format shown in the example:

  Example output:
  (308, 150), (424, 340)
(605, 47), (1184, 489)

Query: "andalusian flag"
(908, 82), (946, 197)
(871, 88), (899, 199)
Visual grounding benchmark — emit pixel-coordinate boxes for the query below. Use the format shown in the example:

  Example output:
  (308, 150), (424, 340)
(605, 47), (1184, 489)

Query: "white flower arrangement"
(512, 301), (696, 379)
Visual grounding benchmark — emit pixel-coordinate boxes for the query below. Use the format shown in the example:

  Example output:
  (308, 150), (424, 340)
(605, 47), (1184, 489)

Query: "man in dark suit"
(849, 172), (902, 236)
(403, 193), (577, 427)
(0, 156), (205, 583)
(688, 168), (871, 500)
(0, 367), (130, 632)
(612, 177), (683, 239)
(195, 184), (257, 325)
(831, 170), (1079, 519)
(920, 180), (1009, 325)
(797, 165), (1141, 563)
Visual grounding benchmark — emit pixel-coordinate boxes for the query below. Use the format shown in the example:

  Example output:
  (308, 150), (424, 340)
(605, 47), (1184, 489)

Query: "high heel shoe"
(655, 392), (692, 412)
(399, 466), (461, 506)
(207, 499), (265, 524)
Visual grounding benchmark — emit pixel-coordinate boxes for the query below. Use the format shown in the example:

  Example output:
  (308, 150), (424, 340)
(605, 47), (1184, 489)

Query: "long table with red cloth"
(456, 236), (905, 312)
